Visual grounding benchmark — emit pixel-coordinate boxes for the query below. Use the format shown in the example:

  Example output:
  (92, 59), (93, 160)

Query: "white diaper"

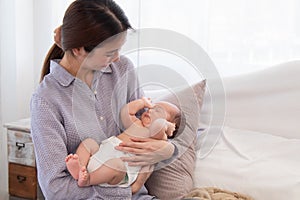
(87, 136), (141, 187)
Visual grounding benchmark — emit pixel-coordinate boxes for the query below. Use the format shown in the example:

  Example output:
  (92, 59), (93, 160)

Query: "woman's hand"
(115, 137), (175, 166)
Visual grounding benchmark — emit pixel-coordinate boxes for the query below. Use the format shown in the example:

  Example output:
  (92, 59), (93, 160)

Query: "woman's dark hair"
(40, 0), (132, 82)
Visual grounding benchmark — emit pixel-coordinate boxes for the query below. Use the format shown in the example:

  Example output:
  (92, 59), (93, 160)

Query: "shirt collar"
(100, 65), (113, 73)
(50, 60), (75, 87)
(50, 60), (113, 87)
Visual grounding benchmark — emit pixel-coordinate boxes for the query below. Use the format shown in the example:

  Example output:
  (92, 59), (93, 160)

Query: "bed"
(193, 60), (300, 200)
(145, 60), (300, 200)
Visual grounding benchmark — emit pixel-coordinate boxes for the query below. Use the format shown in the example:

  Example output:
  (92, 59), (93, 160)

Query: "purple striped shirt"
(30, 56), (154, 200)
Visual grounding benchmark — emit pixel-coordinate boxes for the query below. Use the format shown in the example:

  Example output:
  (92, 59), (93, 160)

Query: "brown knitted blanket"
(183, 187), (254, 200)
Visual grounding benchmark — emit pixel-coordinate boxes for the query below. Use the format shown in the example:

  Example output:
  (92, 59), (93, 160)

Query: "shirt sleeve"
(30, 94), (131, 199)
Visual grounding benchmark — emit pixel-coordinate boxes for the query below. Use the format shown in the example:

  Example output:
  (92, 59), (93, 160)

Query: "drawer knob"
(16, 142), (25, 150)
(17, 175), (27, 183)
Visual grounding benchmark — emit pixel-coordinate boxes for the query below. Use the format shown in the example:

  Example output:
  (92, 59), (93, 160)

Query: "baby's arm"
(121, 97), (153, 129)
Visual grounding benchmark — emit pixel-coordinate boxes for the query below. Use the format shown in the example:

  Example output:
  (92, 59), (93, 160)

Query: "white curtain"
(116, 0), (300, 77)
(0, 0), (72, 123)
(0, 0), (72, 197)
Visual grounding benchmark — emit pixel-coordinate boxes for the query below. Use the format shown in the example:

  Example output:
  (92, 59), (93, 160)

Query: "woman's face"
(81, 33), (126, 71)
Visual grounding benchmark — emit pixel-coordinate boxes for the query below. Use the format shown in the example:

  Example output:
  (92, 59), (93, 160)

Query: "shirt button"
(100, 116), (104, 120)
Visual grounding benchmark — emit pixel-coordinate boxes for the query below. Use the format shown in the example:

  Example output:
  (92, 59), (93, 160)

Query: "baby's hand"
(142, 97), (154, 108)
(166, 122), (176, 137)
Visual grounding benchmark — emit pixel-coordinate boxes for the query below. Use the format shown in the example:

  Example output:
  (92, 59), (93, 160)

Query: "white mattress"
(194, 126), (300, 200)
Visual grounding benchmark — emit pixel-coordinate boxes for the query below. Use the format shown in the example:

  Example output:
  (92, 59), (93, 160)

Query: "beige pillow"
(145, 80), (206, 200)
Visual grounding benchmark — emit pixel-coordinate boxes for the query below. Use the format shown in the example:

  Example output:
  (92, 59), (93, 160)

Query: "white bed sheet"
(194, 126), (300, 200)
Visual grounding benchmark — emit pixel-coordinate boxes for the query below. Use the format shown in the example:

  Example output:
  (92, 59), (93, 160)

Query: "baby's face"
(141, 104), (167, 126)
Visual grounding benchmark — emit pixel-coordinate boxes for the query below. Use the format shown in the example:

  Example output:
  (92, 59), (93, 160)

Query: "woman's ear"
(72, 47), (86, 57)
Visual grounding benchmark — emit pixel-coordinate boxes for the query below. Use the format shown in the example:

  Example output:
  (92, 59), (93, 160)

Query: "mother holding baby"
(30, 0), (178, 199)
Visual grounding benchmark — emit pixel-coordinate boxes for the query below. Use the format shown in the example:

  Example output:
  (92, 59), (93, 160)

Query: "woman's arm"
(31, 94), (131, 199)
(31, 95), (94, 199)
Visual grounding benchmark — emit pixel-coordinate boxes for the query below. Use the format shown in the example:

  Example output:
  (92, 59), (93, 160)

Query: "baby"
(121, 97), (179, 140)
(65, 97), (181, 189)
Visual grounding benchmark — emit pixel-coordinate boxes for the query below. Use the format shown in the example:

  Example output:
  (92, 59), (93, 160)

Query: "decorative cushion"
(145, 80), (206, 200)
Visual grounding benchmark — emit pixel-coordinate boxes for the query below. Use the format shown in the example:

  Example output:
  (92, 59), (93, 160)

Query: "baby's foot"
(65, 154), (80, 180)
(78, 166), (90, 187)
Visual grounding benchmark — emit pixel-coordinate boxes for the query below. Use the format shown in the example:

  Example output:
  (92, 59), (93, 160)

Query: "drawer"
(9, 163), (37, 199)
(7, 129), (35, 166)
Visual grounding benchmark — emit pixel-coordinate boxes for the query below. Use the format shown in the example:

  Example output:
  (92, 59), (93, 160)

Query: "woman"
(30, 0), (176, 199)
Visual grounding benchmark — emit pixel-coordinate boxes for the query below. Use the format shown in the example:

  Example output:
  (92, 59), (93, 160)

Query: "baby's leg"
(88, 158), (127, 186)
(76, 138), (100, 167)
(65, 138), (99, 180)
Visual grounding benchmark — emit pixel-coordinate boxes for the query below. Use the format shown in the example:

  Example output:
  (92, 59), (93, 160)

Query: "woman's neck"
(59, 54), (78, 77)
(77, 69), (94, 88)
(59, 54), (94, 87)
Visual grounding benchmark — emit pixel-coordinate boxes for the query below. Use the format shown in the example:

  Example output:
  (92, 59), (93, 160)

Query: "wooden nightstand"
(4, 118), (44, 200)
